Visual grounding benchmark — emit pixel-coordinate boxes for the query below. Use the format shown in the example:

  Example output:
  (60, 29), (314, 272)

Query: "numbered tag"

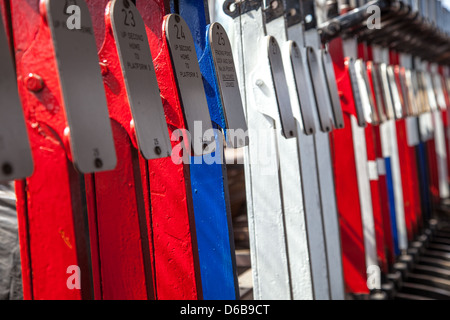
(379, 63), (396, 119)
(347, 58), (366, 127)
(424, 71), (438, 111)
(400, 68), (414, 116)
(432, 73), (447, 111)
(165, 14), (214, 155)
(322, 49), (345, 129)
(46, 0), (117, 173)
(209, 22), (248, 148)
(289, 42), (316, 135)
(417, 71), (431, 113)
(0, 18), (33, 181)
(267, 36), (297, 139)
(369, 63), (387, 122)
(386, 66), (404, 119)
(355, 59), (378, 125)
(306, 47), (333, 132)
(404, 70), (419, 116)
(110, 0), (171, 159)
(361, 61), (379, 124)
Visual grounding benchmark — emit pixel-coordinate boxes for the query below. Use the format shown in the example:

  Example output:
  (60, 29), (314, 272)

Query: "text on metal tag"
(0, 17), (33, 181)
(267, 36), (297, 139)
(46, 0), (117, 173)
(111, 0), (171, 159)
(306, 46), (333, 132)
(322, 49), (345, 129)
(289, 42), (316, 135)
(209, 22), (248, 148)
(165, 14), (214, 155)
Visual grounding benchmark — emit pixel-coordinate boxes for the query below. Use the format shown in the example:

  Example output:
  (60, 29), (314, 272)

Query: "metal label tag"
(433, 73), (447, 111)
(379, 63), (396, 119)
(306, 47), (333, 132)
(0, 18), (33, 181)
(209, 22), (248, 148)
(110, 0), (171, 159)
(347, 58), (366, 127)
(322, 49), (345, 129)
(267, 36), (296, 139)
(355, 59), (377, 125)
(165, 14), (214, 155)
(398, 68), (411, 117)
(370, 63), (387, 122)
(46, 0), (117, 173)
(405, 70), (419, 116)
(289, 42), (316, 135)
(386, 66), (404, 119)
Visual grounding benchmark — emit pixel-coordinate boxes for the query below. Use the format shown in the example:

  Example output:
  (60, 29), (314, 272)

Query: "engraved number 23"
(122, 9), (136, 27)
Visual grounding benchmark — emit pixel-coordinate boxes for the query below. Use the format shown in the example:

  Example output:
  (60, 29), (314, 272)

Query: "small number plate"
(354, 59), (376, 125)
(370, 63), (387, 122)
(46, 0), (117, 173)
(209, 22), (248, 148)
(267, 36), (297, 139)
(165, 14), (214, 155)
(347, 58), (366, 127)
(386, 66), (404, 119)
(111, 0), (171, 159)
(306, 46), (333, 132)
(0, 18), (33, 181)
(289, 42), (316, 135)
(322, 48), (345, 129)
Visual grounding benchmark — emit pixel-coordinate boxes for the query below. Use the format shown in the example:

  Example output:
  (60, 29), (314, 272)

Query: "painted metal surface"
(45, 0), (117, 174)
(137, 0), (203, 300)
(287, 0), (345, 300)
(429, 64), (450, 201)
(392, 53), (422, 242)
(374, 46), (407, 255)
(388, 54), (417, 245)
(346, 53), (378, 283)
(165, 14), (214, 155)
(366, 58), (395, 269)
(209, 23), (248, 147)
(110, 0), (172, 160)
(11, 0), (106, 299)
(265, 3), (321, 300)
(0, 14), (33, 182)
(328, 36), (368, 294)
(86, 0), (161, 300)
(355, 53), (389, 272)
(175, 0), (239, 300)
(229, 1), (292, 300)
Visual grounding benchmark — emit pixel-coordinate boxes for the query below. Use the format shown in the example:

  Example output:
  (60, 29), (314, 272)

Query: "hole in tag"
(228, 2), (236, 13)
(123, 0), (130, 9)
(270, 1), (279, 10)
(155, 146), (162, 155)
(94, 158), (103, 169)
(2, 163), (13, 176)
